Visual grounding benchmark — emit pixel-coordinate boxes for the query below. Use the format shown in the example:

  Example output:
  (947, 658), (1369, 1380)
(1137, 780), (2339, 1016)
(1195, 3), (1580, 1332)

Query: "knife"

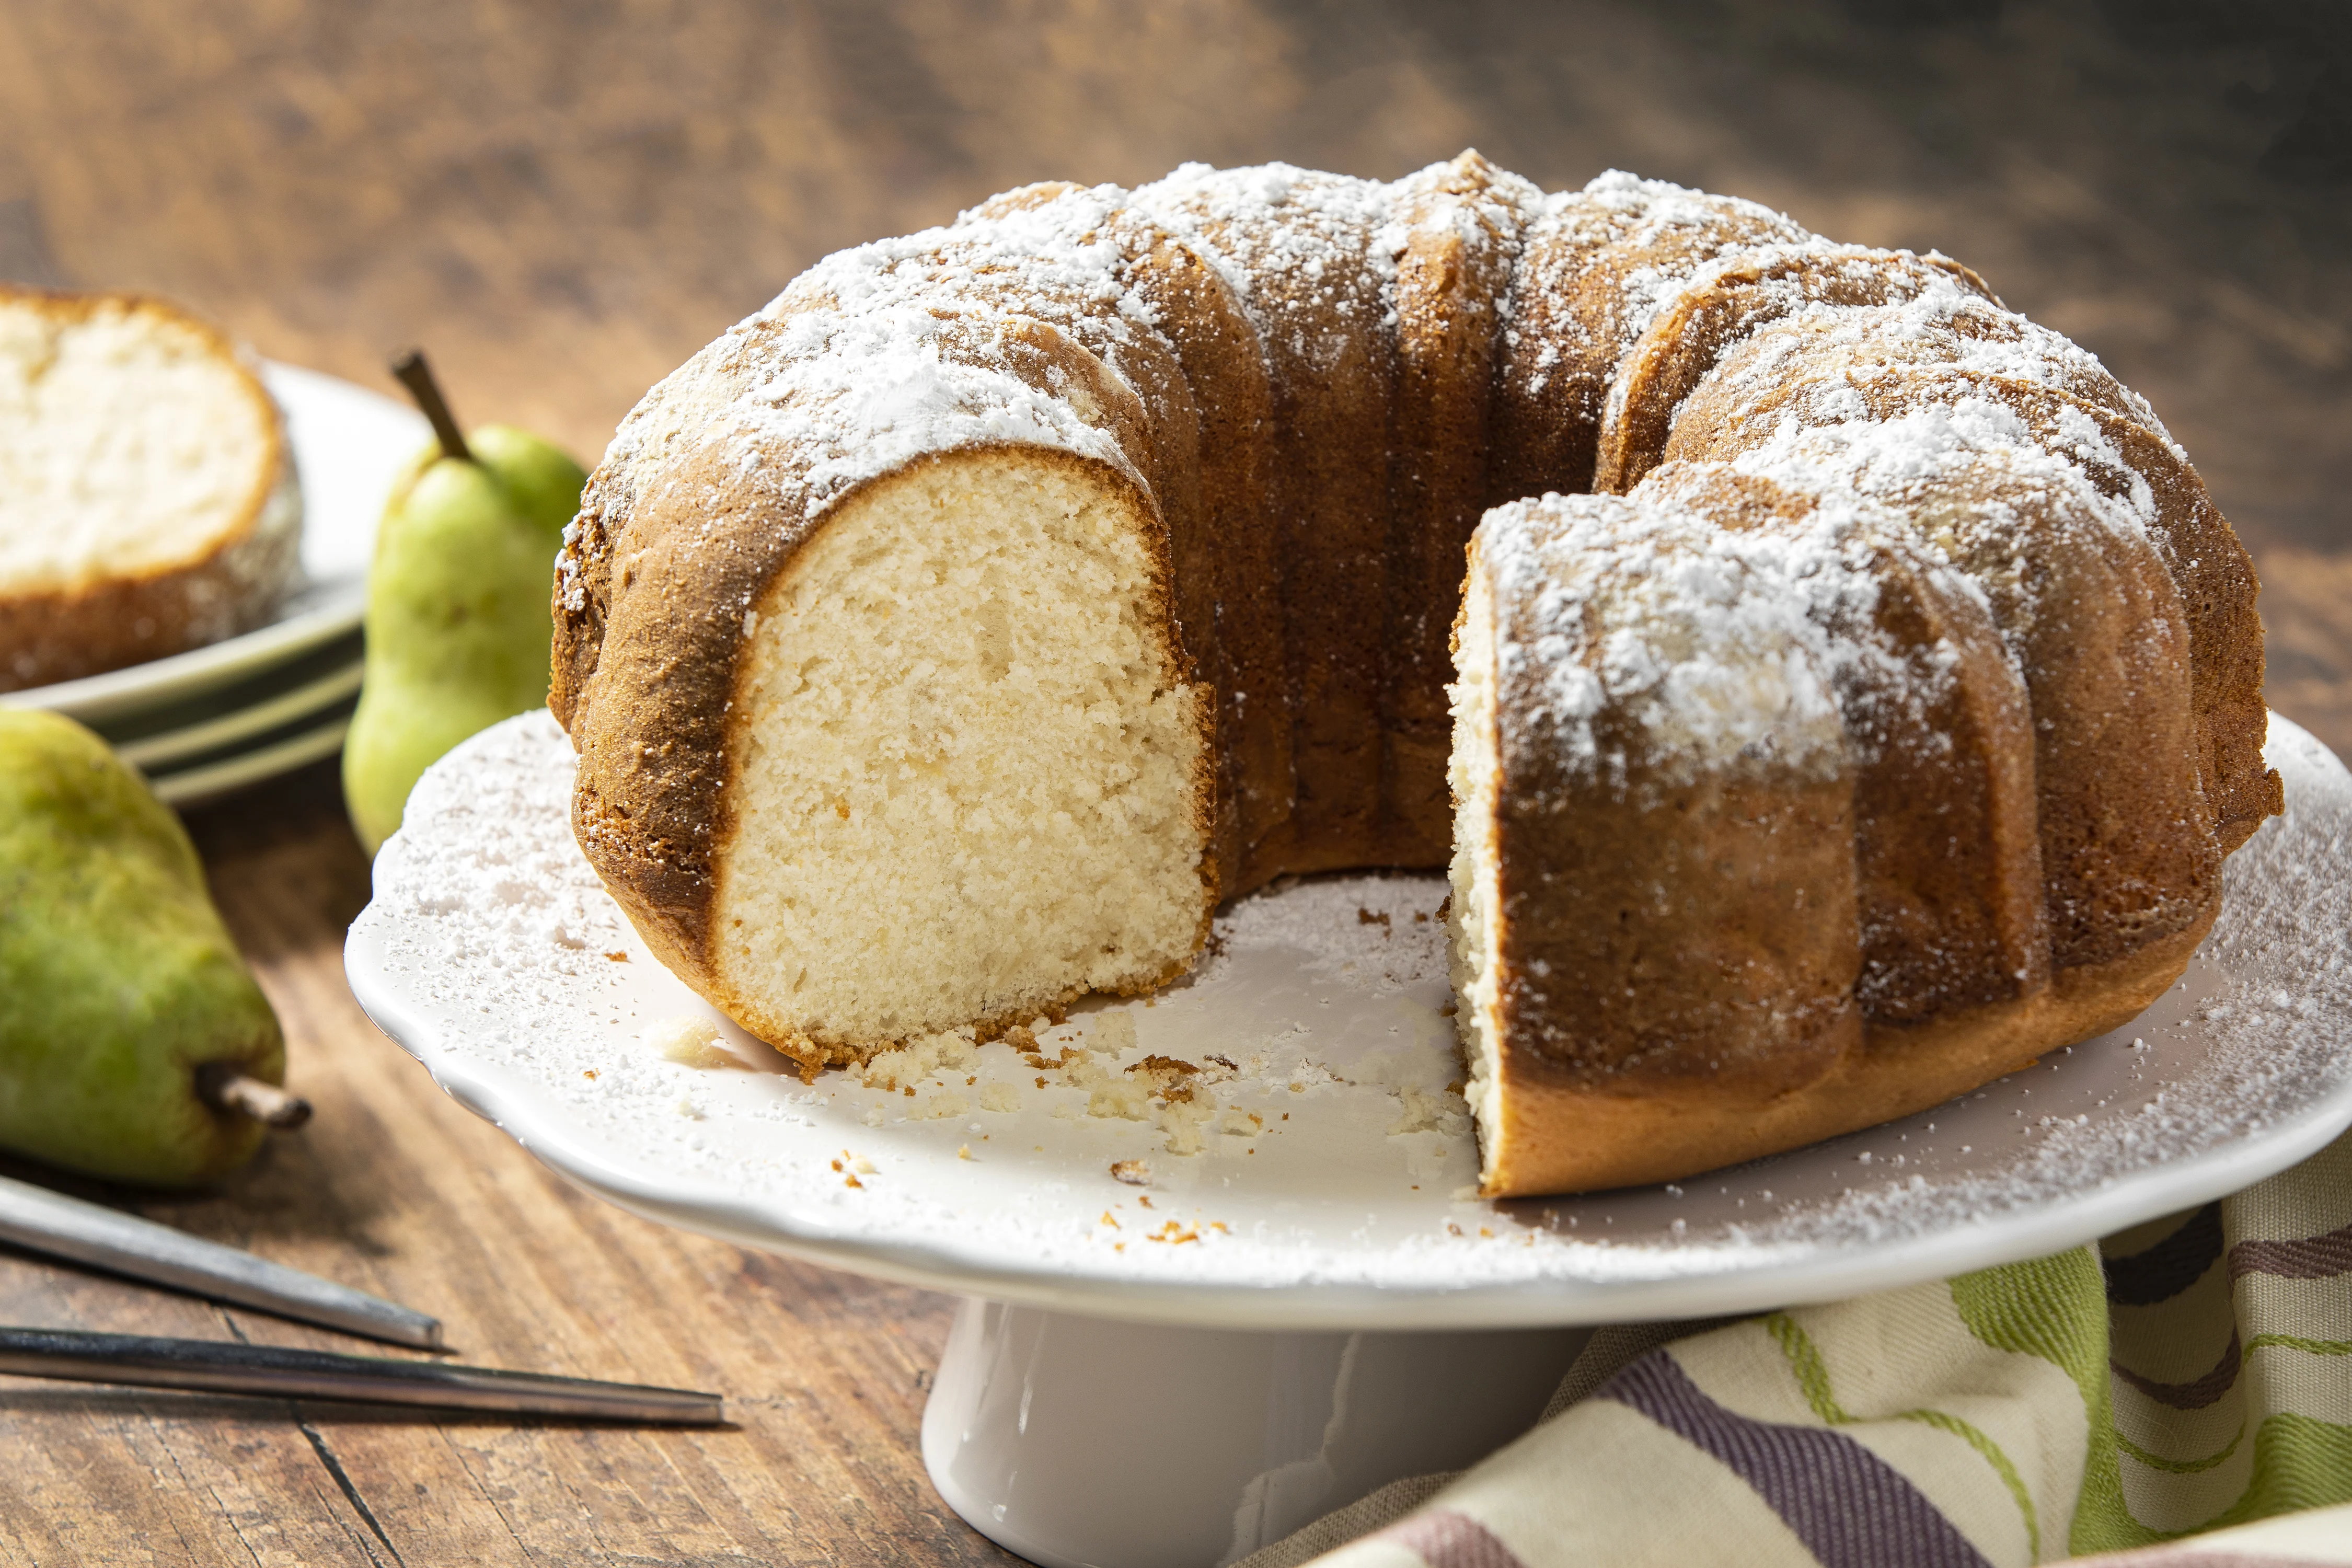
(0, 1173), (443, 1350)
(0, 1327), (722, 1424)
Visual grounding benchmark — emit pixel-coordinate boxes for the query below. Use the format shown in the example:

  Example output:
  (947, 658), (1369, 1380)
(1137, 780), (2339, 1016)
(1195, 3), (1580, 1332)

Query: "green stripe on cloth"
(2187, 1416), (2352, 1535)
(1907, 1408), (2045, 1559)
(1952, 1252), (2352, 1551)
(1950, 1249), (2144, 1557)
(2061, 1498), (2352, 1564)
(2244, 1335), (2352, 1359)
(1767, 1311), (2044, 1559)
(2118, 1423), (2247, 1476)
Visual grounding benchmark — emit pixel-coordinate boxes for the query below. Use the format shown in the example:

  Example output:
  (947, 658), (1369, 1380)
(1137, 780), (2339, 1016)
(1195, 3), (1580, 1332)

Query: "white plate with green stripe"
(345, 711), (2352, 1330)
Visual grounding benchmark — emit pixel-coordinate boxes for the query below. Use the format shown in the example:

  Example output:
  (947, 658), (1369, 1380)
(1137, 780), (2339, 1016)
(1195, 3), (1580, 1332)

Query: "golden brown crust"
(0, 286), (295, 692)
(1479, 906), (2213, 1196)
(1092, 216), (1267, 898)
(1475, 493), (1869, 1096)
(1145, 168), (1403, 874)
(1595, 246), (1994, 494)
(1382, 153), (1536, 863)
(1663, 349), (2269, 878)
(1641, 462), (2051, 1024)
(1120, 231), (1293, 886)
(1486, 183), (1806, 505)
(562, 434), (793, 973)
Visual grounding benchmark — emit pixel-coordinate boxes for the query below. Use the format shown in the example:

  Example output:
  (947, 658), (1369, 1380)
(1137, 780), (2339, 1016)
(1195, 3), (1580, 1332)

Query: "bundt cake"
(549, 154), (2277, 1197)
(0, 287), (301, 692)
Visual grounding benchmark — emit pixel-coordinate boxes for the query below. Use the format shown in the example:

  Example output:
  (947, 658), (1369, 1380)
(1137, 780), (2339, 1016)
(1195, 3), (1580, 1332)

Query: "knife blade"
(0, 1173), (443, 1350)
(0, 1327), (722, 1424)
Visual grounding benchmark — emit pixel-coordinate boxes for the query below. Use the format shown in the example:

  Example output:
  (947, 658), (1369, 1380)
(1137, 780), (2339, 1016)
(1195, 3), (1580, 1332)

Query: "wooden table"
(3, 4), (2348, 1563)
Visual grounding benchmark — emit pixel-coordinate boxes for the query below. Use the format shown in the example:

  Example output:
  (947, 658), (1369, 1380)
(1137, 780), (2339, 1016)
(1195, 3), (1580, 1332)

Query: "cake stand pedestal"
(920, 1300), (1589, 1568)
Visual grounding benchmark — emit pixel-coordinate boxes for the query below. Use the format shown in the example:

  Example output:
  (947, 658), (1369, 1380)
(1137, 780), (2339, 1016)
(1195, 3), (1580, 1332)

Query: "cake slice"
(0, 287), (301, 692)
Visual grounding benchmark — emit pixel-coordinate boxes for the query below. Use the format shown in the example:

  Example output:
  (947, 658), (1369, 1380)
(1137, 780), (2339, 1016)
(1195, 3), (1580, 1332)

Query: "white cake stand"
(345, 712), (2352, 1568)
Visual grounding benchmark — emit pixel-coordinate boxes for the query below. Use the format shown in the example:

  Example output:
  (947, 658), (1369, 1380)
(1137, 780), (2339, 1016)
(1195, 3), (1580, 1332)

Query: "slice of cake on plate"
(0, 287), (302, 692)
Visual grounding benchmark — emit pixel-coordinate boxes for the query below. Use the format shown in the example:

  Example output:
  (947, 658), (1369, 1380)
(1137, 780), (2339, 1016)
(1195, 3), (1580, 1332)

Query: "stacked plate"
(0, 365), (428, 808)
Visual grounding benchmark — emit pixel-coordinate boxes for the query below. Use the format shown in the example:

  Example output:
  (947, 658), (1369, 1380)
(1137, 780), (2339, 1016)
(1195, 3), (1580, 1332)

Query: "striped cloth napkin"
(1245, 1127), (2352, 1567)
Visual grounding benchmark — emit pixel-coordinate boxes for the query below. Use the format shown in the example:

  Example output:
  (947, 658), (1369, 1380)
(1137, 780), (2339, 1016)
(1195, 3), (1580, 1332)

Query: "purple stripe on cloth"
(2230, 1222), (2352, 1283)
(2113, 1330), (2243, 1411)
(1373, 1509), (1526, 1568)
(1599, 1351), (1994, 1568)
(2105, 1204), (2224, 1306)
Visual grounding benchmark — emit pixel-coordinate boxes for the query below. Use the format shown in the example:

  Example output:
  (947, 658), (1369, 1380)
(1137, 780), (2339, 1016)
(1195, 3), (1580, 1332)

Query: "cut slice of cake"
(0, 287), (301, 692)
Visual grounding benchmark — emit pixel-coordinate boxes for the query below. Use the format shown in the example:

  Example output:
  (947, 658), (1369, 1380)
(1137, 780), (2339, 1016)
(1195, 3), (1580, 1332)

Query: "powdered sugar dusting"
(559, 181), (1180, 618)
(1133, 161), (1402, 318)
(1476, 486), (1915, 787)
(1579, 169), (1795, 244)
(1561, 171), (1809, 347)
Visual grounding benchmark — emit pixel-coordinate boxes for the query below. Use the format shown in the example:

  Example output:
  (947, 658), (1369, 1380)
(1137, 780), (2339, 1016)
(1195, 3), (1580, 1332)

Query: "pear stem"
(390, 350), (473, 464)
(195, 1065), (313, 1131)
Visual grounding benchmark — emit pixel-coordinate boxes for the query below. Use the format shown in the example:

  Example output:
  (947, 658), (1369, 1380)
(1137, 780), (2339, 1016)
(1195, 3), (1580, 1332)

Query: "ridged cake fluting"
(551, 153), (2276, 1196)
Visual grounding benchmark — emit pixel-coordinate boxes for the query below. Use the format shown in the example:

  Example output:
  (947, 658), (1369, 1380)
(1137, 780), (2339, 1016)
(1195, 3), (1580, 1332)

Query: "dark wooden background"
(2, 3), (2347, 1563)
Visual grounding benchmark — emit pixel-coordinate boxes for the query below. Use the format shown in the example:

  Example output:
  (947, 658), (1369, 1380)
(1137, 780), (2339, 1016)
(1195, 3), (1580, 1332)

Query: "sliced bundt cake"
(551, 155), (2276, 1195)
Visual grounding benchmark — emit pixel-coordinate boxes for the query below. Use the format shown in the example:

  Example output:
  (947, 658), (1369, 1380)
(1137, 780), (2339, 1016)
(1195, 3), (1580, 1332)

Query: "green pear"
(342, 423), (587, 855)
(0, 710), (287, 1186)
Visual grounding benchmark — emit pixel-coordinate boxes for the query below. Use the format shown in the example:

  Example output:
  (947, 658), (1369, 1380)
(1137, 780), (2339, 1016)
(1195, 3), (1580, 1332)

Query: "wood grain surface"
(1, 3), (2346, 1564)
